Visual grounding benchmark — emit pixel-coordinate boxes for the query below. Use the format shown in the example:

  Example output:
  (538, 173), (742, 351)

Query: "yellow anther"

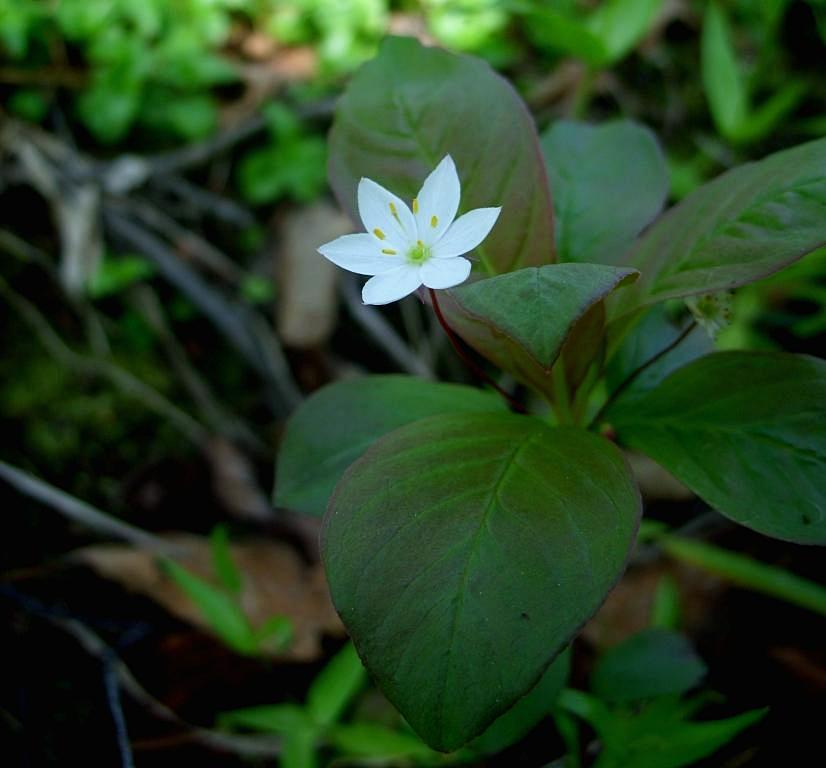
(389, 202), (397, 215)
(373, 228), (386, 240)
(430, 215), (439, 228)
(381, 248), (397, 255)
(412, 198), (419, 214)
(417, 239), (424, 247)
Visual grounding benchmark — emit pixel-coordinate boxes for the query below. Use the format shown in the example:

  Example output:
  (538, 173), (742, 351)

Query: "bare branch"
(0, 462), (176, 553)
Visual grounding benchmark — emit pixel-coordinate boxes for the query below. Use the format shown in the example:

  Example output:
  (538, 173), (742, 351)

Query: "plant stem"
(640, 522), (826, 617)
(551, 359), (575, 425)
(590, 321), (697, 428)
(429, 289), (525, 413)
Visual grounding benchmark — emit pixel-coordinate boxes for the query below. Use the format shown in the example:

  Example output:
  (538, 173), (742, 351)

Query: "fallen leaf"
(74, 533), (344, 661)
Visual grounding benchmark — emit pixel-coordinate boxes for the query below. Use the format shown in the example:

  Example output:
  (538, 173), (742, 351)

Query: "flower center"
(407, 239), (431, 265)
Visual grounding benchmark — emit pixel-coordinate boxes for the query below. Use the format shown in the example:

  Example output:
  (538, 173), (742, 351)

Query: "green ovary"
(407, 240), (431, 265)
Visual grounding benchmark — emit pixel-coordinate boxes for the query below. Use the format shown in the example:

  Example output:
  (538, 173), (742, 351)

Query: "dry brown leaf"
(584, 561), (725, 650)
(74, 533), (344, 661)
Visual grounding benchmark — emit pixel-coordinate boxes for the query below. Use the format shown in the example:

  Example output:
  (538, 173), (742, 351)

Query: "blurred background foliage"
(1, 1), (825, 766)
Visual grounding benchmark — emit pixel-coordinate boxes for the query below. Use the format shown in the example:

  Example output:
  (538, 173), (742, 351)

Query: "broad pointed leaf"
(611, 137), (826, 319)
(276, 376), (504, 516)
(441, 264), (638, 400)
(329, 36), (555, 275)
(606, 351), (826, 543)
(591, 629), (707, 704)
(541, 120), (668, 265)
(322, 412), (641, 750)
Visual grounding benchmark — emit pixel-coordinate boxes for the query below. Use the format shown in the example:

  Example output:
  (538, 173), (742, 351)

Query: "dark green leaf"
(605, 305), (712, 410)
(322, 412), (641, 750)
(591, 629), (707, 704)
(607, 351), (826, 543)
(611, 137), (826, 319)
(441, 264), (638, 400)
(471, 648), (571, 755)
(275, 375), (504, 516)
(541, 120), (668, 265)
(306, 643), (366, 727)
(328, 36), (555, 275)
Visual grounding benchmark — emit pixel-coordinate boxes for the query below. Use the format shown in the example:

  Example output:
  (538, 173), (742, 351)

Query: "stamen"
(388, 201), (402, 225)
(430, 215), (438, 228)
(412, 198), (419, 214)
(373, 228), (386, 240)
(381, 248), (397, 255)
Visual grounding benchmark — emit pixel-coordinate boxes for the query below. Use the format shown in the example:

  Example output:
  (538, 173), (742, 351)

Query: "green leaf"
(612, 137), (826, 318)
(254, 615), (294, 652)
(605, 305), (712, 410)
(328, 35), (555, 275)
(209, 524), (242, 594)
(87, 254), (156, 299)
(306, 642), (366, 727)
(283, 728), (318, 768)
(521, 7), (608, 67)
(237, 137), (327, 204)
(735, 81), (807, 145)
(607, 351), (826, 543)
(162, 560), (256, 655)
(471, 647), (571, 755)
(441, 264), (638, 401)
(541, 120), (668, 265)
(702, 2), (748, 139)
(218, 703), (310, 734)
(328, 723), (437, 761)
(642, 526), (826, 617)
(586, 0), (663, 65)
(77, 76), (142, 144)
(591, 629), (707, 704)
(275, 375), (505, 516)
(322, 412), (641, 750)
(561, 690), (767, 768)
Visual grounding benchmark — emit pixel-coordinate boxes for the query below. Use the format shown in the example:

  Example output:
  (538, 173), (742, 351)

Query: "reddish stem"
(428, 288), (525, 413)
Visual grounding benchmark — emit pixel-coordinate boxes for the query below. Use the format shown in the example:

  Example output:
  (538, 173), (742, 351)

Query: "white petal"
(318, 233), (404, 275)
(432, 207), (502, 259)
(358, 177), (416, 246)
(362, 265), (423, 305)
(414, 155), (460, 246)
(419, 257), (472, 289)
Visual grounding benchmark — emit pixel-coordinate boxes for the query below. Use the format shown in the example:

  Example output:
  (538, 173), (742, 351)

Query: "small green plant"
(237, 103), (328, 205)
(274, 37), (826, 753)
(162, 525), (293, 656)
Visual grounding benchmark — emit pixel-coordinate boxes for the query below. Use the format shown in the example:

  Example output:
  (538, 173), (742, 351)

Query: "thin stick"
(429, 289), (525, 413)
(0, 461), (177, 554)
(591, 320), (697, 428)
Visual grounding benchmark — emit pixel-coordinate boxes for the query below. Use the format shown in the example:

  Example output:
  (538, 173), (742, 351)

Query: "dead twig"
(0, 276), (209, 444)
(104, 210), (301, 415)
(0, 461), (176, 554)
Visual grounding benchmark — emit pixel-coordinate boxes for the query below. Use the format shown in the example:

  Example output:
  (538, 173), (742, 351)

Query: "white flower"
(318, 155), (501, 305)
